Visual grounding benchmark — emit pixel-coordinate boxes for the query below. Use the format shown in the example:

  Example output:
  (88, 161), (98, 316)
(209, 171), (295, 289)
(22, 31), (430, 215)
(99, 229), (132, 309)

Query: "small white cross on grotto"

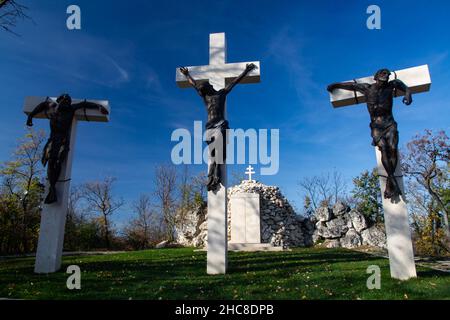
(245, 165), (256, 181)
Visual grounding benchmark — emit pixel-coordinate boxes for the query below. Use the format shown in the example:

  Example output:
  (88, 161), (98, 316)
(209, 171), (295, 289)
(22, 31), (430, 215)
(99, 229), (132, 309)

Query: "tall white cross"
(329, 65), (432, 280)
(176, 32), (261, 275)
(245, 165), (256, 181)
(23, 96), (110, 273)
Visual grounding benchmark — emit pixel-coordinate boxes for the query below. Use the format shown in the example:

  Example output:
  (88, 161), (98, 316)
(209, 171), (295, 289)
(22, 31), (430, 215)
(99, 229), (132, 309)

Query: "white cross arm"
(175, 61), (261, 88)
(329, 65), (431, 108)
(23, 96), (110, 122)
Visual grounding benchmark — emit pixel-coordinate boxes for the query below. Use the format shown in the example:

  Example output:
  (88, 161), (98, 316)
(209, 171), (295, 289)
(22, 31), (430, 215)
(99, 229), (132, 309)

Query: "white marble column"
(207, 163), (228, 274)
(375, 148), (417, 280)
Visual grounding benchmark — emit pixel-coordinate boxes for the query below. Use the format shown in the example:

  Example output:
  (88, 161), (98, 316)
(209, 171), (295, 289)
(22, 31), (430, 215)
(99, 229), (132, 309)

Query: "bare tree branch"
(0, 0), (30, 35)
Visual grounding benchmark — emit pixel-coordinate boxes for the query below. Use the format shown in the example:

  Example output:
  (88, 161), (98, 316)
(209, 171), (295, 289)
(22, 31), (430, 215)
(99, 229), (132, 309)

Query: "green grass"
(0, 247), (448, 300)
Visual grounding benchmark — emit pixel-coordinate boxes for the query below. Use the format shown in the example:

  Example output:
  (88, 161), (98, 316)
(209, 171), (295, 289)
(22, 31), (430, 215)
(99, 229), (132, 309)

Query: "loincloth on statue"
(42, 135), (70, 167)
(369, 118), (398, 148)
(205, 119), (229, 151)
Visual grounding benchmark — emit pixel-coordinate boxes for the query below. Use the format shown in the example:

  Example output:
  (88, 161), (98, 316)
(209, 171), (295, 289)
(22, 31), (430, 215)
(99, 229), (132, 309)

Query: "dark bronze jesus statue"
(327, 69), (413, 199)
(180, 63), (256, 191)
(26, 94), (109, 204)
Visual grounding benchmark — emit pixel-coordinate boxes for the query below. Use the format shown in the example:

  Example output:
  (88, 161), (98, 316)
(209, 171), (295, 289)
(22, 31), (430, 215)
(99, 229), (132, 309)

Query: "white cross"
(23, 96), (110, 273)
(176, 33), (260, 91)
(245, 165), (256, 181)
(328, 65), (432, 280)
(176, 33), (261, 275)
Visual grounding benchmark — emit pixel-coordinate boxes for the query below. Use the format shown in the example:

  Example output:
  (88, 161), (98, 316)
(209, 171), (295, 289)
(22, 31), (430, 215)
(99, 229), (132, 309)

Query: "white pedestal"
(206, 164), (228, 275)
(34, 119), (77, 273)
(230, 193), (261, 244)
(375, 148), (417, 280)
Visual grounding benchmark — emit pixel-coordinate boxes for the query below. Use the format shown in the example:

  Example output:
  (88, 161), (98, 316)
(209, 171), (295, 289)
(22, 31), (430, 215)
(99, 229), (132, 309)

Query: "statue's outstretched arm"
(327, 82), (368, 94)
(26, 98), (54, 126)
(180, 67), (198, 87)
(392, 79), (413, 105)
(72, 100), (109, 115)
(223, 63), (256, 94)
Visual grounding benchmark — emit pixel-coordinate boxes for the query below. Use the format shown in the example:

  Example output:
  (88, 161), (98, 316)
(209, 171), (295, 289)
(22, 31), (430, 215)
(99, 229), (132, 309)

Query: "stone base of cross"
(176, 33), (260, 274)
(375, 148), (416, 280)
(23, 96), (110, 274)
(329, 65), (432, 280)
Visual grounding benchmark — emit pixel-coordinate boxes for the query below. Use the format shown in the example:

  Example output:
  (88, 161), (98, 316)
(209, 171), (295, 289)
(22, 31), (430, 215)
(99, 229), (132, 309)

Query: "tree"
(81, 177), (124, 249)
(176, 167), (208, 226)
(125, 194), (165, 249)
(298, 170), (347, 211)
(0, 129), (45, 254)
(154, 164), (177, 242)
(351, 169), (383, 224)
(190, 171), (207, 205)
(123, 194), (161, 249)
(0, 0), (30, 34)
(402, 130), (450, 240)
(64, 185), (85, 251)
(302, 196), (314, 218)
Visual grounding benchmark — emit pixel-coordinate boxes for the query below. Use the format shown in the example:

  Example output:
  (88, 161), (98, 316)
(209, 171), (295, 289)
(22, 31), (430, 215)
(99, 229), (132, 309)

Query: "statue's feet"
(393, 178), (403, 197)
(206, 174), (220, 192)
(384, 179), (395, 199)
(384, 177), (402, 199)
(384, 188), (394, 199)
(44, 187), (57, 204)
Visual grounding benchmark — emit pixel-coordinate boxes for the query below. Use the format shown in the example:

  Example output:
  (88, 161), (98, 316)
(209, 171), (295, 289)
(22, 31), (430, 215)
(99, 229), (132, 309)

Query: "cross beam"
(24, 96), (110, 122)
(176, 33), (260, 90)
(176, 32), (261, 275)
(23, 96), (110, 273)
(329, 65), (431, 107)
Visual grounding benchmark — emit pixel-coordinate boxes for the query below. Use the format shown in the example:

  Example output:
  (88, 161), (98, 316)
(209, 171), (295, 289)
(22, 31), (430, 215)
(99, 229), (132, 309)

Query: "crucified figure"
(26, 94), (109, 204)
(327, 69), (413, 199)
(179, 63), (257, 191)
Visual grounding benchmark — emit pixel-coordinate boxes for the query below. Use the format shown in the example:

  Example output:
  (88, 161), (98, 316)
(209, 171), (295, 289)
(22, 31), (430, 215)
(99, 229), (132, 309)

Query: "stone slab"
(228, 243), (283, 252)
(230, 193), (261, 244)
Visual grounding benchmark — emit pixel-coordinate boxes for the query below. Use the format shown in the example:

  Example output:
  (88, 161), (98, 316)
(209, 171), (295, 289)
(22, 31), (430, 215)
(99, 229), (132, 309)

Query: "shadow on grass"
(0, 248), (448, 300)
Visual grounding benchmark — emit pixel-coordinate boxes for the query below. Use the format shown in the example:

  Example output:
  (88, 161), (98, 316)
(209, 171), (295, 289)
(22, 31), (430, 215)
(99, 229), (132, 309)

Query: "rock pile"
(175, 180), (314, 248)
(174, 181), (386, 250)
(312, 202), (386, 249)
(174, 202), (207, 247)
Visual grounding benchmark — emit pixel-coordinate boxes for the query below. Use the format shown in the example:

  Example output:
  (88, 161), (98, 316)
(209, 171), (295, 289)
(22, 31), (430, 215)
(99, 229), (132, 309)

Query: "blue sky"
(0, 1), (449, 227)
